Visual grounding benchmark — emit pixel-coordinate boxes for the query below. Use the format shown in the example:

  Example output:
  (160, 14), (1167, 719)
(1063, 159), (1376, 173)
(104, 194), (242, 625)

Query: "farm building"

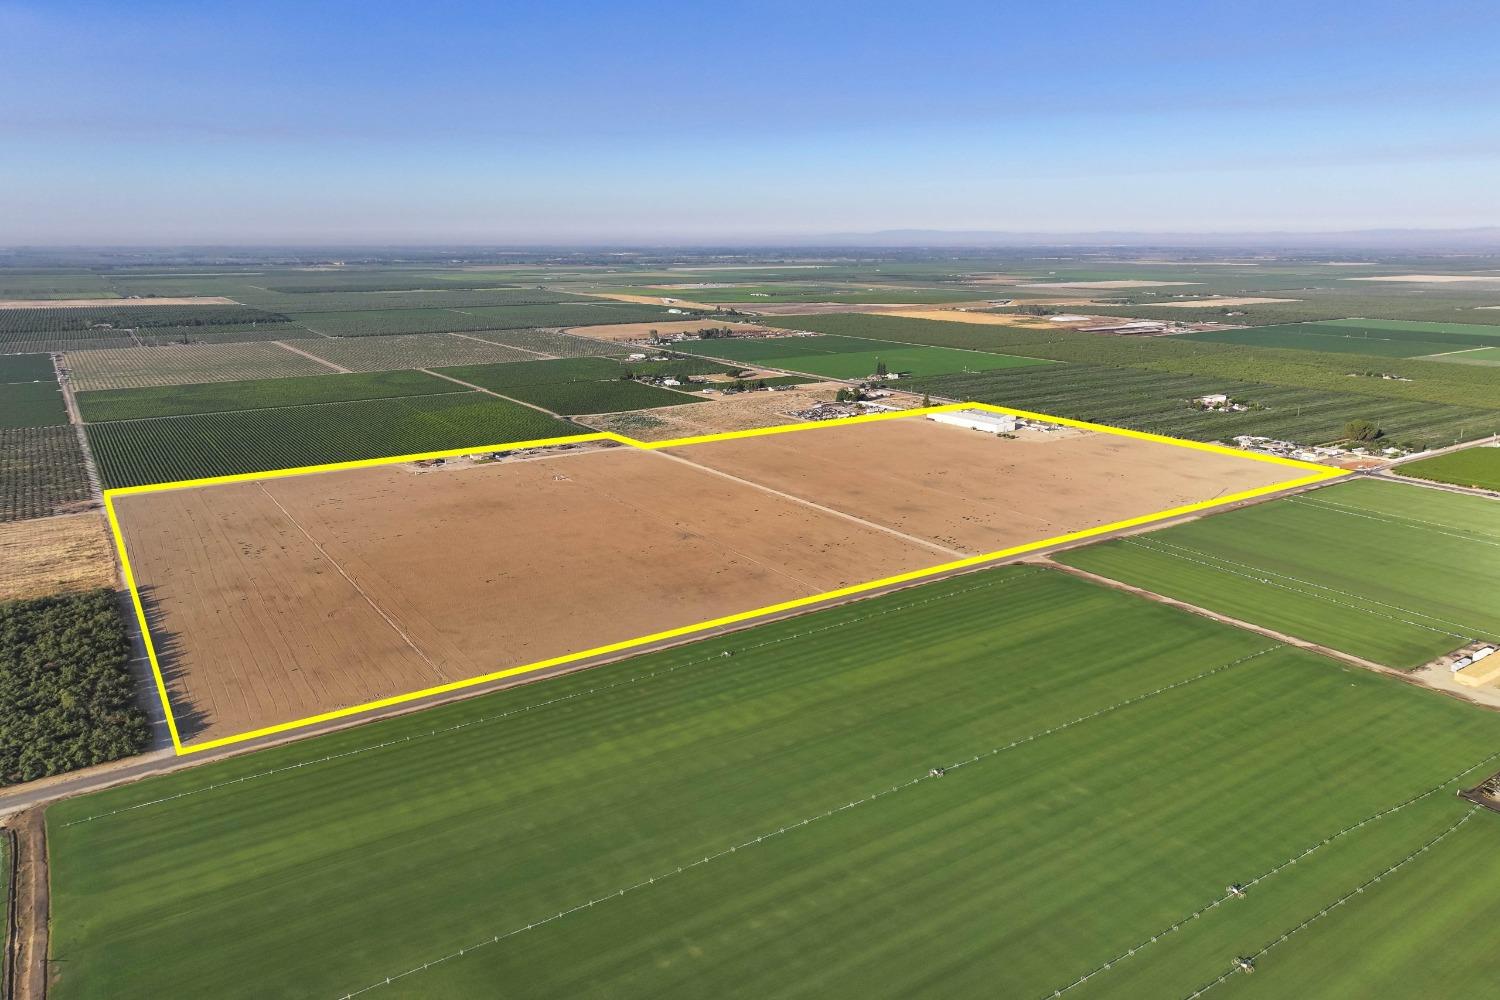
(927, 410), (1018, 435)
(1453, 646), (1499, 687)
(1079, 321), (1166, 334)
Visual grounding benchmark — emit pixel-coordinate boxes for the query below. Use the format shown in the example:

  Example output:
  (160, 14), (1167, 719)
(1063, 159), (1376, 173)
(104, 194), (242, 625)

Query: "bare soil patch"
(576, 291), (717, 309)
(112, 446), (942, 745)
(879, 309), (1057, 328)
(663, 419), (1300, 555)
(0, 513), (115, 603)
(0, 296), (237, 309)
(580, 384), (902, 440)
(1153, 296), (1300, 308)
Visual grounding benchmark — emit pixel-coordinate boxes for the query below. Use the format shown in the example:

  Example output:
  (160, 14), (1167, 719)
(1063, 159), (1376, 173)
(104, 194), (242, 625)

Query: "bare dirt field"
(564, 319), (775, 343)
(0, 296), (238, 309)
(578, 383), (893, 440)
(0, 512), (115, 602)
(112, 415), (1315, 747)
(662, 419), (1302, 555)
(1152, 296), (1300, 307)
(576, 290), (717, 309)
(112, 444), (947, 744)
(879, 309), (1058, 328)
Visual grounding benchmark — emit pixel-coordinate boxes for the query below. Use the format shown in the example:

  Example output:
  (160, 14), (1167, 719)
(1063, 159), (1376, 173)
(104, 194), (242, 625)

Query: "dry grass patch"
(0, 512), (115, 602)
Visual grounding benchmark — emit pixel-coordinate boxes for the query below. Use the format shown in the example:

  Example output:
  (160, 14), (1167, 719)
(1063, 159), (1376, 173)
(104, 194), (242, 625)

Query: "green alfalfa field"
(1056, 479), (1500, 669)
(46, 567), (1500, 999)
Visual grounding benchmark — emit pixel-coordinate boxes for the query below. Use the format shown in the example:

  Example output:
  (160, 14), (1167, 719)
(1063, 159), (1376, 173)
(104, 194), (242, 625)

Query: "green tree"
(1344, 419), (1382, 442)
(875, 360), (889, 378)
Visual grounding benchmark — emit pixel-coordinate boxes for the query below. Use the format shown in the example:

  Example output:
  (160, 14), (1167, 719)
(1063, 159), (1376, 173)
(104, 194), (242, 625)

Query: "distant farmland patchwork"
(671, 333), (1051, 378)
(48, 568), (1500, 999)
(14, 258), (1500, 1000)
(1178, 318), (1500, 360)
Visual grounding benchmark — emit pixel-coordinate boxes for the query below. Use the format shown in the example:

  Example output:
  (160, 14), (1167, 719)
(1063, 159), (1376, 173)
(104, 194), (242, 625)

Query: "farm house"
(927, 410), (1018, 435)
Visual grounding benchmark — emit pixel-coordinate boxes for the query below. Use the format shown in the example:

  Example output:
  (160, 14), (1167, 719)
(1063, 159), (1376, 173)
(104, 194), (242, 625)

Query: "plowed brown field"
(112, 416), (1312, 746)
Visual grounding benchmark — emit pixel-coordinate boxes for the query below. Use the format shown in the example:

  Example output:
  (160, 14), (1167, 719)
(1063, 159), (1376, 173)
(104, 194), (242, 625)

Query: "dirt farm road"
(0, 469), (1349, 820)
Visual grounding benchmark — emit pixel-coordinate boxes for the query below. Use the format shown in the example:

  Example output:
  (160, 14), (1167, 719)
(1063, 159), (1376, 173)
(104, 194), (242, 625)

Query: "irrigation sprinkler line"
(62, 572), (1044, 828)
(1179, 807), (1479, 1000)
(1038, 745), (1500, 998)
(1126, 535), (1492, 637)
(1121, 538), (1479, 642)
(331, 646), (1281, 999)
(1286, 496), (1500, 547)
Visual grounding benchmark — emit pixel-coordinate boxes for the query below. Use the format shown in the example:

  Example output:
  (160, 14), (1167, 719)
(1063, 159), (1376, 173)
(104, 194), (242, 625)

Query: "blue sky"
(3, 0), (1499, 244)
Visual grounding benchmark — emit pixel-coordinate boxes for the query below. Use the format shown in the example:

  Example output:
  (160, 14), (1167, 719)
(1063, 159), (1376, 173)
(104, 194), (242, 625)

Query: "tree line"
(0, 589), (149, 785)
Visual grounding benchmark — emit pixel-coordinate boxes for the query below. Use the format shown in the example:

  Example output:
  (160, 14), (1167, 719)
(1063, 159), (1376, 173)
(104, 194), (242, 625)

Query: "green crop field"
(618, 283), (989, 304)
(756, 345), (1048, 379)
(1397, 446), (1500, 491)
(0, 353), (58, 383)
(653, 334), (876, 364)
(764, 313), (1500, 410)
(474, 328), (629, 358)
(63, 343), (337, 392)
(0, 380), (69, 429)
(907, 363), (1491, 450)
(130, 322), (308, 346)
(1178, 319), (1500, 358)
(86, 393), (585, 487)
(432, 356), (702, 413)
(46, 568), (1500, 999)
(497, 378), (705, 414)
(278, 334), (538, 373)
(673, 333), (1049, 378)
(231, 288), (588, 312)
(289, 303), (684, 337)
(0, 426), (93, 522)
(76, 370), (462, 422)
(1057, 479), (1500, 668)
(434, 356), (626, 390)
(1436, 345), (1500, 365)
(0, 304), (290, 335)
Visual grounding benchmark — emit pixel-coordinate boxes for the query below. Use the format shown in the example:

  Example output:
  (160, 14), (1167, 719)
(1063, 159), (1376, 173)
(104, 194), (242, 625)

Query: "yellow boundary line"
(102, 402), (1343, 755)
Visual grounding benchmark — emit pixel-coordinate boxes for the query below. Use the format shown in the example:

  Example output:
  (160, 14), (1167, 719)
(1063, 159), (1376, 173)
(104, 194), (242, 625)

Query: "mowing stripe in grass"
(60, 572), (1045, 828)
(334, 645), (1279, 999)
(1178, 808), (1479, 1000)
(1120, 538), (1483, 643)
(1126, 536), (1492, 637)
(1040, 746), (1500, 998)
(1286, 495), (1500, 545)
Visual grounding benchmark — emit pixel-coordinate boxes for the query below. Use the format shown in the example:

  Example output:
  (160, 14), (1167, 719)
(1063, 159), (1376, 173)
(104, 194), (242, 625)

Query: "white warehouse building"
(927, 409), (1018, 434)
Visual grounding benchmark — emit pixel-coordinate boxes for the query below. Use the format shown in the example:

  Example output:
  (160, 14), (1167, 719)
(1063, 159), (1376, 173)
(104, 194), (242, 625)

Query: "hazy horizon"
(5, 0), (1500, 244)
